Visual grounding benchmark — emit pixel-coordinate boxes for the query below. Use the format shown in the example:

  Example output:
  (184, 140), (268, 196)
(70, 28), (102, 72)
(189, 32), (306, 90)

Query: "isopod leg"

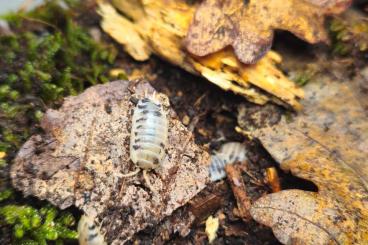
(120, 168), (141, 177)
(143, 170), (157, 195)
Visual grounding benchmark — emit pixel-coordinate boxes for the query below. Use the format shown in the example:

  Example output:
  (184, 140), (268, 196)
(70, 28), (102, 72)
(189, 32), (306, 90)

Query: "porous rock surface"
(11, 80), (210, 243)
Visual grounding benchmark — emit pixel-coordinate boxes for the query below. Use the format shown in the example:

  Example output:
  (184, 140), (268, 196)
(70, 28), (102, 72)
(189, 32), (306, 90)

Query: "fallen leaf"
(185, 0), (352, 64)
(99, 1), (304, 109)
(246, 79), (368, 244)
(11, 80), (209, 244)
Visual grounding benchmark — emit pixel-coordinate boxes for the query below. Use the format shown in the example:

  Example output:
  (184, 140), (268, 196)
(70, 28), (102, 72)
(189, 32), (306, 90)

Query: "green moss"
(0, 0), (117, 153)
(0, 204), (78, 244)
(329, 15), (368, 57)
(0, 1), (119, 242)
(293, 72), (314, 87)
(0, 189), (13, 202)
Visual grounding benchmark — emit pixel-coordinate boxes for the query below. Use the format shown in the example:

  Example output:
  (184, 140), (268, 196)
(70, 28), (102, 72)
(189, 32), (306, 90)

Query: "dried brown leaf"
(11, 80), (209, 244)
(186, 0), (352, 64)
(247, 79), (368, 244)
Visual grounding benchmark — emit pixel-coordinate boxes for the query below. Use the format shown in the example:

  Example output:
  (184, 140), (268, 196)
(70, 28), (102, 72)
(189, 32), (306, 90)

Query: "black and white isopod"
(209, 142), (247, 182)
(130, 96), (168, 170)
(78, 215), (106, 245)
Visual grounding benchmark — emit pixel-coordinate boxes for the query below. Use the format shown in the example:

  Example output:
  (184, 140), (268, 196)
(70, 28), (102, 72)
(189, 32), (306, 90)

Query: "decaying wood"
(98, 0), (304, 109)
(247, 77), (368, 244)
(11, 80), (210, 244)
(225, 163), (252, 221)
(188, 182), (228, 223)
(185, 0), (352, 63)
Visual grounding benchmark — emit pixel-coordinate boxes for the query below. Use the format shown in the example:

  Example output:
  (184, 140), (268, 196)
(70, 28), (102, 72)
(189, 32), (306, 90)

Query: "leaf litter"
(5, 1), (368, 244)
(247, 77), (368, 244)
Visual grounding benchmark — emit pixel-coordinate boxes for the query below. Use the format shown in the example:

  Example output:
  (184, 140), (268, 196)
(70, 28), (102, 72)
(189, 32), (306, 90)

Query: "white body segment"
(209, 154), (228, 181)
(218, 142), (247, 163)
(130, 98), (168, 169)
(209, 142), (247, 182)
(78, 215), (106, 245)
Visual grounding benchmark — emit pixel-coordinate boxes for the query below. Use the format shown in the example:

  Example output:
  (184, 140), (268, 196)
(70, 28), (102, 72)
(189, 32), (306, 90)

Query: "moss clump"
(292, 71), (315, 87)
(0, 204), (78, 245)
(329, 14), (368, 57)
(0, 0), (117, 154)
(0, 1), (119, 243)
(0, 189), (13, 202)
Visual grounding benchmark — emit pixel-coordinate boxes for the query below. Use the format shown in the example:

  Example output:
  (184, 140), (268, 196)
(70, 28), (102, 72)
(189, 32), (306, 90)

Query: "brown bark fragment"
(225, 163), (252, 221)
(11, 80), (210, 244)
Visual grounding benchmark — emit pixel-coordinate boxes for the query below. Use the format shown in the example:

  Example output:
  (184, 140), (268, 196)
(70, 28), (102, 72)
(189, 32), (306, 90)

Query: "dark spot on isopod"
(142, 110), (149, 114)
(138, 104), (147, 109)
(136, 117), (147, 123)
(154, 110), (162, 117)
(88, 233), (98, 241)
(130, 97), (139, 104)
(160, 142), (165, 148)
(142, 98), (150, 103)
(133, 145), (140, 150)
(104, 103), (112, 114)
(88, 224), (96, 230)
(137, 125), (143, 129)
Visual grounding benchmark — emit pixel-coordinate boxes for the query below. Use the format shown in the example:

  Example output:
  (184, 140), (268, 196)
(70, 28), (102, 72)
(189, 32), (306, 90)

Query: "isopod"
(78, 215), (106, 245)
(209, 142), (247, 182)
(218, 142), (247, 164)
(208, 154), (228, 182)
(130, 96), (168, 170)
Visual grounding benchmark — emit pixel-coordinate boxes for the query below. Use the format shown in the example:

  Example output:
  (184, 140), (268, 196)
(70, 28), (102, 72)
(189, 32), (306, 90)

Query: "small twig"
(265, 167), (281, 192)
(225, 163), (252, 221)
(193, 91), (208, 107)
(188, 111), (207, 132)
(18, 14), (59, 31)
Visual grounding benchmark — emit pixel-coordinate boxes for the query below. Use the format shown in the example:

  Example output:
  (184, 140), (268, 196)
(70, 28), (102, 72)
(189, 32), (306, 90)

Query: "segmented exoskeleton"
(209, 142), (247, 181)
(78, 215), (106, 245)
(123, 93), (168, 192)
(130, 97), (168, 170)
(208, 154), (228, 181)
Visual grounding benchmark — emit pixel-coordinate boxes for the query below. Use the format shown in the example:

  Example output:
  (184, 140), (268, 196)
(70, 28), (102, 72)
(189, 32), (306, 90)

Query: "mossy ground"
(0, 1), (121, 243)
